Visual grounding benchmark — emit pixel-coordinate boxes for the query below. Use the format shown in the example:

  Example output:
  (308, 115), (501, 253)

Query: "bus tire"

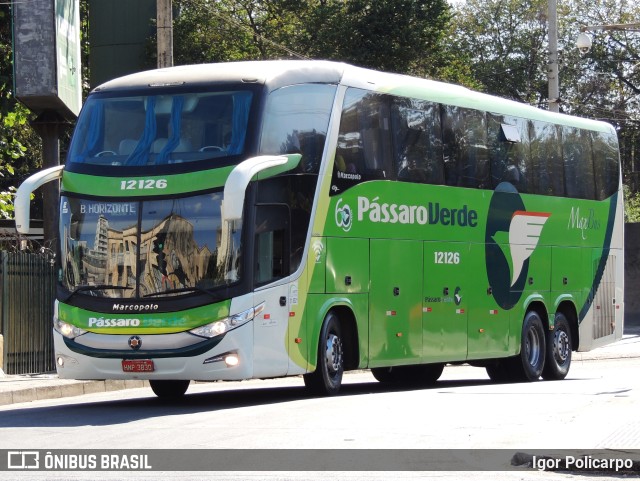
(371, 367), (396, 383)
(542, 313), (572, 380)
(150, 379), (190, 398)
(512, 310), (546, 381)
(415, 363), (445, 384)
(372, 364), (444, 385)
(303, 311), (344, 395)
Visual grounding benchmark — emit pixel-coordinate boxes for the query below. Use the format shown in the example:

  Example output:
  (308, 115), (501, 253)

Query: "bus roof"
(94, 60), (615, 135)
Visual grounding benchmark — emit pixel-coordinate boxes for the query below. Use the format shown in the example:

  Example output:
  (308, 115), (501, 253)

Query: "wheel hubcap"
(325, 333), (343, 374)
(554, 330), (570, 363)
(525, 327), (542, 367)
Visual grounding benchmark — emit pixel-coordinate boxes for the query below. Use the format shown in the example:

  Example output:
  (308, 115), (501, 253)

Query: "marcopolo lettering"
(88, 318), (141, 328)
(337, 171), (362, 181)
(357, 196), (478, 227)
(113, 303), (159, 312)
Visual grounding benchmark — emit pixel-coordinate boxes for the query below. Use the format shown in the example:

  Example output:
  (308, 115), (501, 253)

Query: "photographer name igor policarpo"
(533, 455), (635, 472)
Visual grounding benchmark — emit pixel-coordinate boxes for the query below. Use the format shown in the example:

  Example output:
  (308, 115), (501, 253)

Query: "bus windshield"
(59, 192), (242, 298)
(67, 90), (253, 166)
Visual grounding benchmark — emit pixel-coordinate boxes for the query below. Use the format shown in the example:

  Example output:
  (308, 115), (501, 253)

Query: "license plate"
(122, 359), (154, 373)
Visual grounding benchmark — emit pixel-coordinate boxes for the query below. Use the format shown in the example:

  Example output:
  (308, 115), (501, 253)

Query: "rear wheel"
(150, 380), (190, 398)
(542, 313), (572, 380)
(304, 312), (344, 395)
(511, 310), (546, 381)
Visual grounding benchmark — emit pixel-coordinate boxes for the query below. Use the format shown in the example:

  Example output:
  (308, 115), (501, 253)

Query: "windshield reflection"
(60, 193), (242, 298)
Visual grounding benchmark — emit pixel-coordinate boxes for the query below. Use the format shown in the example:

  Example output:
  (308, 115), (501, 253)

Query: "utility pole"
(157, 0), (173, 68)
(547, 0), (560, 113)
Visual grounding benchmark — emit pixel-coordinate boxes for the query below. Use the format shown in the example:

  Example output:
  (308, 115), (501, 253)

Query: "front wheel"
(304, 312), (344, 395)
(542, 313), (572, 380)
(150, 380), (190, 398)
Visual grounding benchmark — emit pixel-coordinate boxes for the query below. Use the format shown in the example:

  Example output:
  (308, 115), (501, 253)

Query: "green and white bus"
(15, 61), (624, 397)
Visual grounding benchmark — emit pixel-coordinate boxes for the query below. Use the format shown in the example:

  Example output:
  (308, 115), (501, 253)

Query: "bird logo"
(485, 183), (551, 310)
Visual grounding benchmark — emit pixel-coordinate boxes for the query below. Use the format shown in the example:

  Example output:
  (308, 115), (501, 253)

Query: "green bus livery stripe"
(61, 167), (235, 197)
(58, 300), (231, 334)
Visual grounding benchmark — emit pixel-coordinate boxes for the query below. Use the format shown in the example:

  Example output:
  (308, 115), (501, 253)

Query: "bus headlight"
(53, 300), (87, 339)
(189, 302), (265, 339)
(54, 318), (87, 339)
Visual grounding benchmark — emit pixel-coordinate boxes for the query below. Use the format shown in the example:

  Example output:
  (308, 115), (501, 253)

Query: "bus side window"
(592, 132), (620, 200)
(529, 121), (564, 196)
(391, 99), (444, 185)
(254, 205), (290, 286)
(259, 84), (336, 174)
(442, 106), (490, 188)
(488, 114), (529, 193)
(359, 96), (393, 179)
(563, 126), (596, 200)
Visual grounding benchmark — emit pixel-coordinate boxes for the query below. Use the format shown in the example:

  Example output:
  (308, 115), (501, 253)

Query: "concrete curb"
(0, 379), (149, 407)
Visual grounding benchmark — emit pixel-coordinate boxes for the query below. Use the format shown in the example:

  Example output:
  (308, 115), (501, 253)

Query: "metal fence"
(0, 250), (56, 374)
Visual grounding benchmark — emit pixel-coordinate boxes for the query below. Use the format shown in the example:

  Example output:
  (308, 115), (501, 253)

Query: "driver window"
(254, 205), (290, 286)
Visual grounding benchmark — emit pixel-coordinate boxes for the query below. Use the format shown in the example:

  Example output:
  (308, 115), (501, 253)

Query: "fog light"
(224, 354), (239, 367)
(55, 353), (78, 368)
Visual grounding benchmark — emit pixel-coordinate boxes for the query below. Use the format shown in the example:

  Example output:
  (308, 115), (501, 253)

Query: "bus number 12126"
(434, 251), (460, 264)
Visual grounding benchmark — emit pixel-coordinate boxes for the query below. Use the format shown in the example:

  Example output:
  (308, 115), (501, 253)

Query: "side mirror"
(221, 154), (301, 222)
(15, 165), (64, 234)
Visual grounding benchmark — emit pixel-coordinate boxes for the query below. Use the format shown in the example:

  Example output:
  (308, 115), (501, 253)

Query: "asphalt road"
(1, 348), (639, 481)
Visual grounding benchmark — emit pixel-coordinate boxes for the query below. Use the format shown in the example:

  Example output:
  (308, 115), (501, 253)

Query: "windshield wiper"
(143, 286), (220, 300)
(63, 285), (133, 302)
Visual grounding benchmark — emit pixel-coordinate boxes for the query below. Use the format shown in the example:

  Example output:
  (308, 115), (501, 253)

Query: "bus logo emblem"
(335, 199), (353, 232)
(485, 183), (550, 310)
(507, 211), (551, 286)
(128, 336), (142, 350)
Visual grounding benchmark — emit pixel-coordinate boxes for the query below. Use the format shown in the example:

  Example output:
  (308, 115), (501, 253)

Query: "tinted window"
(563, 126), (596, 200)
(529, 121), (564, 196)
(334, 89), (394, 189)
(391, 98), (444, 184)
(488, 114), (530, 192)
(254, 205), (289, 286)
(260, 84), (337, 173)
(68, 90), (253, 166)
(442, 106), (490, 188)
(592, 132), (620, 200)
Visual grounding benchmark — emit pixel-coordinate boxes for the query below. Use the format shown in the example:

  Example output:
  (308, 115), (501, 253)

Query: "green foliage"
(171, 0), (463, 82)
(299, 0), (452, 77)
(451, 0), (556, 106)
(0, 4), (42, 220)
(624, 185), (640, 223)
(451, 0), (640, 200)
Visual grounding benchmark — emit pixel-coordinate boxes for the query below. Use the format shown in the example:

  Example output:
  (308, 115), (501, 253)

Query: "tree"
(298, 0), (453, 78)
(0, 5), (43, 220)
(451, 0), (640, 201)
(559, 0), (640, 193)
(170, 0), (463, 82)
(451, 0), (553, 107)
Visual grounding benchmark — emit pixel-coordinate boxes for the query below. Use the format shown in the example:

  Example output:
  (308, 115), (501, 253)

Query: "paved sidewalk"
(1, 323), (638, 407)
